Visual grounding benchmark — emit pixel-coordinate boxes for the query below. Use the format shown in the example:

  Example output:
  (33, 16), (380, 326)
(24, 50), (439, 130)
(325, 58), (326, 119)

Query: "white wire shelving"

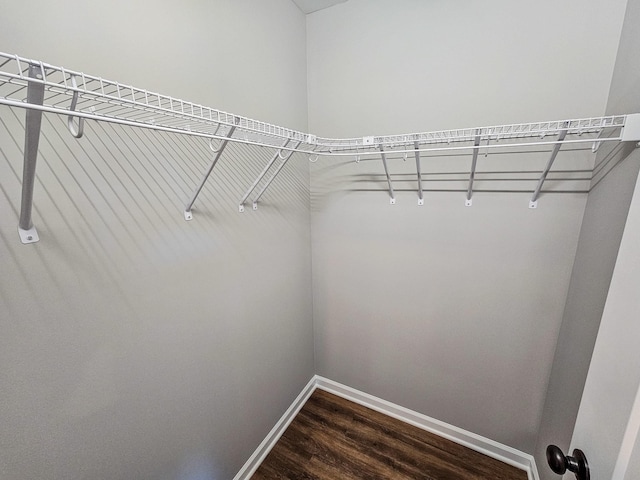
(1, 52), (639, 243)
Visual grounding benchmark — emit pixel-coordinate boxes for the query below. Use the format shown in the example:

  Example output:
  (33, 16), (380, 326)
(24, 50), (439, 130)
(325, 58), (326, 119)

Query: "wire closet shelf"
(0, 52), (633, 156)
(1, 52), (639, 244)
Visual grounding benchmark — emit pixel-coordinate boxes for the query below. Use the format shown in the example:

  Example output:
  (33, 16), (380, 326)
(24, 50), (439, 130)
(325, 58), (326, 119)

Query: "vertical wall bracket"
(621, 113), (640, 142)
(18, 64), (46, 244)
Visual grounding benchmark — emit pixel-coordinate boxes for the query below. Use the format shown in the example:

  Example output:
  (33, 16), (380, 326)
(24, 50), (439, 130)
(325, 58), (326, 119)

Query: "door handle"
(546, 445), (590, 480)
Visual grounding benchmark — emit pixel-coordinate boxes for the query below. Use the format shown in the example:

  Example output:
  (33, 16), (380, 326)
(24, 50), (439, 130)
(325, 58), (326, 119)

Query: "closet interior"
(1, 1), (639, 480)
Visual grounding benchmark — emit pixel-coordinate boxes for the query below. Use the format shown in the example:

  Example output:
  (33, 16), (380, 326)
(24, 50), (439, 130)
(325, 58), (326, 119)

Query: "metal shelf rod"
(239, 137), (291, 213)
(465, 131), (482, 207)
(251, 140), (302, 210)
(184, 118), (239, 221)
(414, 141), (423, 205)
(18, 64), (45, 244)
(379, 145), (396, 205)
(529, 123), (569, 208)
(0, 96), (626, 158)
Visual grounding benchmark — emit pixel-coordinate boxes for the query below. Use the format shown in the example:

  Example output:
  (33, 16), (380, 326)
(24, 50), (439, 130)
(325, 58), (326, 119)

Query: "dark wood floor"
(252, 389), (528, 480)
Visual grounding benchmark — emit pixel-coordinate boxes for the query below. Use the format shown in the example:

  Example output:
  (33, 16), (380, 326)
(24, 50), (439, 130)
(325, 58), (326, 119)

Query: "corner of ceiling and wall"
(291, 0), (348, 14)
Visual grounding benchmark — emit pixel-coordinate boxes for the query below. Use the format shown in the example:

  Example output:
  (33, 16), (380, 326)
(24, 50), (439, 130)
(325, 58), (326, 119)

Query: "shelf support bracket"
(379, 145), (395, 204)
(529, 123), (568, 209)
(251, 140), (301, 210)
(414, 141), (423, 205)
(184, 118), (238, 220)
(466, 130), (482, 207)
(18, 64), (46, 244)
(238, 137), (290, 212)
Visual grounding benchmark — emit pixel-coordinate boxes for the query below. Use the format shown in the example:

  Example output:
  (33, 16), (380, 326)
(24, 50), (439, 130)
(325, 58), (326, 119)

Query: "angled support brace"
(18, 64), (46, 244)
(529, 123), (568, 209)
(465, 130), (482, 207)
(184, 118), (238, 220)
(238, 137), (290, 212)
(379, 145), (395, 204)
(414, 141), (423, 205)
(251, 140), (301, 210)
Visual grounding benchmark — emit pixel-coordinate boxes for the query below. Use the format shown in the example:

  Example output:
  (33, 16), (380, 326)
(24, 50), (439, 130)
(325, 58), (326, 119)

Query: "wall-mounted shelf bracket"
(239, 138), (291, 212)
(465, 130), (482, 207)
(529, 123), (568, 209)
(184, 118), (239, 220)
(379, 145), (395, 204)
(621, 113), (640, 142)
(414, 141), (424, 205)
(18, 225), (39, 244)
(251, 140), (301, 210)
(18, 64), (46, 244)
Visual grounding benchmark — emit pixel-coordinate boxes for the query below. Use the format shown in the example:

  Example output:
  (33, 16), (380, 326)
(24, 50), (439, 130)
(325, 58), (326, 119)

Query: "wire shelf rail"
(1, 52), (639, 243)
(0, 52), (634, 156)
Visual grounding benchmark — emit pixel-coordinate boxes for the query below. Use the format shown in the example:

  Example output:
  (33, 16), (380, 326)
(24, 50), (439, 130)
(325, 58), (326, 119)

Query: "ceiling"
(291, 0), (348, 14)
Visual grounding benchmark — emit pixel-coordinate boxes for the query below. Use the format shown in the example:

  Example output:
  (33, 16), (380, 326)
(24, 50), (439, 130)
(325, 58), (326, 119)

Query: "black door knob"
(546, 445), (590, 480)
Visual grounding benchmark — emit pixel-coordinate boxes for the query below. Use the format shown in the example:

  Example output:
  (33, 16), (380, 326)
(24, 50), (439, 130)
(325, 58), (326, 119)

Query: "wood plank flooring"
(252, 389), (527, 480)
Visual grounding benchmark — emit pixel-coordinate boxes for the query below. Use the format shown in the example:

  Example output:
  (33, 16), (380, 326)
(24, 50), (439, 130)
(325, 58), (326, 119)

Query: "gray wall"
(0, 0), (309, 130)
(565, 0), (640, 477)
(534, 0), (640, 476)
(307, 0), (626, 137)
(533, 148), (640, 479)
(0, 1), (313, 479)
(569, 148), (640, 479)
(624, 427), (640, 480)
(1, 1), (638, 478)
(307, 0), (627, 453)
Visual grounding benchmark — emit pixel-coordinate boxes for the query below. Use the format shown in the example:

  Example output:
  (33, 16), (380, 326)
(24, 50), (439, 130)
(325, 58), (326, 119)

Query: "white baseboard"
(232, 376), (317, 480)
(234, 375), (540, 480)
(315, 376), (540, 480)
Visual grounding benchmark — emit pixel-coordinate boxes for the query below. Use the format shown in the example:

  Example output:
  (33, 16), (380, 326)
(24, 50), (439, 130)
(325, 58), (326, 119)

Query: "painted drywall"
(307, 0), (626, 138)
(565, 0), (640, 477)
(568, 148), (640, 479)
(0, 0), (308, 131)
(0, 1), (312, 479)
(534, 0), (640, 475)
(533, 150), (640, 480)
(624, 425), (640, 480)
(307, 0), (628, 453)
